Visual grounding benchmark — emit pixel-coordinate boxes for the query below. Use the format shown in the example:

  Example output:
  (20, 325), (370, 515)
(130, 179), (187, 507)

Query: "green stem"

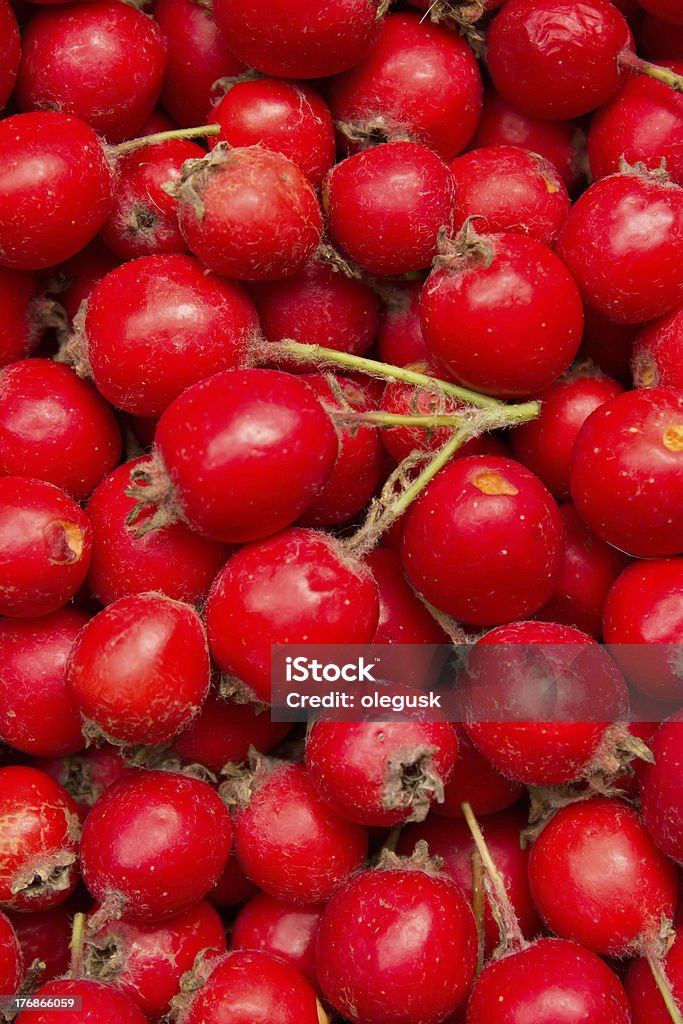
(336, 404), (540, 429)
(112, 123), (221, 157)
(264, 339), (503, 410)
(646, 950), (683, 1024)
(70, 912), (87, 979)
(618, 50), (683, 93)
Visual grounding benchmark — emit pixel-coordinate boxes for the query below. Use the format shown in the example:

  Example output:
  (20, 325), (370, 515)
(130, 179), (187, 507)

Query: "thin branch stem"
(70, 912), (87, 979)
(618, 50), (683, 93)
(646, 950), (683, 1024)
(112, 123), (221, 157)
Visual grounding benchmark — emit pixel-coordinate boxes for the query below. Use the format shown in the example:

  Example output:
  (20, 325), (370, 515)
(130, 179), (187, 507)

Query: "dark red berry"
(231, 894), (323, 991)
(632, 303), (683, 389)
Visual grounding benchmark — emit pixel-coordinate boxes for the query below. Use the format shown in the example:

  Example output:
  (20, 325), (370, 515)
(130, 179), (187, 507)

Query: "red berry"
(376, 280), (432, 367)
(211, 79), (335, 190)
(317, 857), (477, 1024)
(84, 900), (227, 1020)
(639, 715), (683, 868)
(0, 911), (22, 998)
(626, 925), (683, 1024)
(66, 592), (210, 746)
(206, 855), (258, 911)
(86, 458), (230, 607)
(467, 937), (632, 1024)
(638, 0), (683, 25)
(0, 0), (20, 109)
(487, 0), (633, 119)
(420, 231), (584, 398)
(146, 369), (339, 543)
(528, 798), (678, 955)
(15, 980), (148, 1024)
(435, 724), (524, 818)
(40, 746), (131, 816)
(0, 360), (121, 500)
(511, 366), (624, 500)
(80, 770), (232, 921)
(449, 145), (570, 246)
(230, 759), (368, 903)
(578, 309), (638, 385)
(0, 477), (92, 617)
(51, 243), (120, 324)
(401, 456), (564, 626)
(632, 303), (683, 389)
(0, 112), (114, 270)
(0, 267), (43, 367)
(81, 254), (258, 417)
(206, 528), (379, 703)
(306, 720), (459, 826)
(212, 0), (384, 79)
(366, 547), (448, 645)
(570, 387), (683, 557)
(0, 766), (80, 912)
(327, 12), (483, 161)
(325, 141), (456, 276)
(0, 608), (87, 756)
(231, 894), (323, 990)
(557, 169), (683, 324)
(6, 903), (71, 983)
(16, 1), (167, 143)
(177, 146), (323, 280)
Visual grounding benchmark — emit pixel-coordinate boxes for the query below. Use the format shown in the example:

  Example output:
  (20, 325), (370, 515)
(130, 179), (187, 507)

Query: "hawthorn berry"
(0, 911), (22, 999)
(434, 724), (524, 818)
(6, 903), (71, 983)
(626, 925), (683, 1024)
(0, 267), (43, 367)
(15, 980), (148, 1024)
(231, 894), (323, 990)
(632, 303), (683, 389)
(0, 0), (19, 110)
(639, 713), (683, 865)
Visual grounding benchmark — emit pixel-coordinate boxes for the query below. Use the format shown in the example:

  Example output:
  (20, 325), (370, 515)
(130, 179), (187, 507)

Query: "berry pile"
(0, 0), (683, 1021)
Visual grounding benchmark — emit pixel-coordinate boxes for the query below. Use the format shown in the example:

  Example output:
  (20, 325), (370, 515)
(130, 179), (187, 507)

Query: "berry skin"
(212, 0), (384, 79)
(305, 721), (459, 826)
(15, 980), (148, 1024)
(86, 458), (230, 608)
(205, 529), (379, 703)
(632, 303), (683, 389)
(0, 477), (92, 617)
(0, 608), (87, 757)
(0, 911), (22, 998)
(211, 78), (335, 190)
(0, 268), (43, 367)
(66, 592), (211, 746)
(16, 1), (167, 143)
(449, 146), (570, 246)
(604, 559), (683, 700)
(366, 547), (448, 646)
(467, 938), (632, 1024)
(80, 254), (258, 418)
(0, 767), (80, 912)
(229, 760), (368, 904)
(0, 113), (114, 271)
(557, 170), (683, 324)
(528, 798), (678, 956)
(376, 280), (432, 367)
(6, 903), (71, 983)
(325, 141), (456, 276)
(639, 713), (683, 865)
(626, 926), (683, 1024)
(420, 231), (584, 399)
(177, 145), (323, 280)
(80, 771), (232, 921)
(570, 387), (683, 557)
(0, 360), (121, 501)
(231, 894), (323, 991)
(401, 456), (564, 626)
(317, 858), (477, 1024)
(327, 12), (483, 162)
(146, 369), (339, 544)
(0, 0), (20, 110)
(638, 0), (683, 25)
(487, 0), (633, 120)
(434, 724), (524, 818)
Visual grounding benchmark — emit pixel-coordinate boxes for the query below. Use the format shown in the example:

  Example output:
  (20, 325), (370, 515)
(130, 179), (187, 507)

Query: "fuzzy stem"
(472, 849), (486, 976)
(262, 340), (503, 410)
(70, 912), (87, 979)
(111, 123), (221, 157)
(646, 950), (683, 1024)
(335, 405), (540, 430)
(618, 50), (683, 93)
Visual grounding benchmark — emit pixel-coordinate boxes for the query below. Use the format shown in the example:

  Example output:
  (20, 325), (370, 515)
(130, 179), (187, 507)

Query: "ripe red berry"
(467, 938), (632, 1024)
(66, 592), (210, 746)
(639, 714), (683, 866)
(434, 724), (524, 818)
(487, 0), (633, 119)
(206, 528), (379, 702)
(15, 980), (148, 1024)
(211, 79), (335, 190)
(420, 231), (584, 398)
(212, 0), (384, 79)
(401, 456), (564, 626)
(557, 169), (683, 324)
(0, 766), (80, 911)
(0, 268), (43, 367)
(137, 369), (339, 543)
(177, 145), (323, 280)
(0, 112), (114, 270)
(51, 243), (120, 325)
(306, 721), (459, 826)
(6, 903), (71, 984)
(325, 141), (456, 276)
(626, 925), (683, 1024)
(0, 0), (19, 110)
(632, 303), (683, 389)
(0, 477), (92, 617)
(327, 12), (483, 161)
(79, 254), (258, 417)
(317, 855), (477, 1024)
(0, 608), (87, 757)
(0, 360), (121, 500)
(16, 1), (167, 143)
(449, 145), (570, 246)
(528, 798), (678, 955)
(376, 280), (432, 367)
(366, 547), (448, 646)
(578, 308), (638, 384)
(80, 771), (232, 921)
(231, 894), (323, 990)
(0, 911), (22, 998)
(570, 387), (683, 557)
(229, 759), (368, 903)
